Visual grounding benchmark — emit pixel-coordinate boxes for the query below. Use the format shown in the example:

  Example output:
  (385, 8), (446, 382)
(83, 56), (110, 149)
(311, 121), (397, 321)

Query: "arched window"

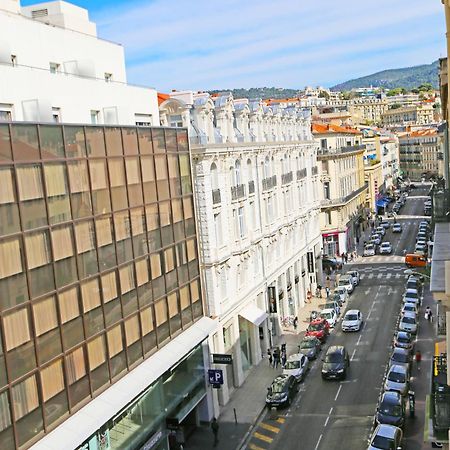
(247, 159), (253, 182)
(234, 160), (241, 185)
(211, 162), (219, 190)
(263, 156), (270, 179)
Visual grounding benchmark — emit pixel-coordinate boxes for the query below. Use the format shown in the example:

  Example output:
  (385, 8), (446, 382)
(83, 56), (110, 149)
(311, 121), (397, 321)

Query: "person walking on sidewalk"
(281, 350), (287, 368)
(415, 349), (422, 371)
(293, 316), (298, 330)
(273, 347), (280, 369)
(211, 418), (219, 447)
(425, 306), (433, 322)
(267, 348), (273, 367)
(325, 287), (330, 299)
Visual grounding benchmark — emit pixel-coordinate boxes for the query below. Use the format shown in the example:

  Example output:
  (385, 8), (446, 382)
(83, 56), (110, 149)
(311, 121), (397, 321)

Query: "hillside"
(331, 60), (439, 91)
(209, 87), (300, 100)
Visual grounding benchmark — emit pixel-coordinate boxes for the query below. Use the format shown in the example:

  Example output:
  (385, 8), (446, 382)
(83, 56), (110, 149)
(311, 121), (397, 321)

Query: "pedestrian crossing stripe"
(276, 417), (285, 424)
(259, 422), (280, 433)
(359, 272), (407, 280)
(248, 444), (266, 450)
(254, 432), (274, 443)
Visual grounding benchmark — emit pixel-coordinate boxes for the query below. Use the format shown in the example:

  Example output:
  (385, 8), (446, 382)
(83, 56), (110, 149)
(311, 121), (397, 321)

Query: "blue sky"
(22, 0), (446, 92)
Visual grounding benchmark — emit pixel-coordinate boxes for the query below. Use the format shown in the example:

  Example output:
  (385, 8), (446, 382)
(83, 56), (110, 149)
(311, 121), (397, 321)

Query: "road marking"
(368, 273), (373, 279)
(357, 334), (362, 345)
(377, 273), (382, 279)
(351, 349), (357, 361)
(335, 385), (342, 401)
(314, 434), (323, 450)
(386, 273), (391, 279)
(364, 288), (371, 295)
(248, 444), (265, 450)
(259, 422), (280, 433)
(253, 432), (273, 443)
(395, 273), (400, 279)
(276, 417), (285, 424)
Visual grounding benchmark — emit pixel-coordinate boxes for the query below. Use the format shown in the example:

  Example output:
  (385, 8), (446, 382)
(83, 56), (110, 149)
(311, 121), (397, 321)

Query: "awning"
(239, 303), (268, 326)
(30, 316), (217, 450)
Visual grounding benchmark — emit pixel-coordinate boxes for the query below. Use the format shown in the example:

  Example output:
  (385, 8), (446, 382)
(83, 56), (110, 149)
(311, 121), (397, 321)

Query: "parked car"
(341, 309), (363, 332)
(393, 331), (414, 352)
(406, 277), (422, 293)
(419, 220), (430, 228)
(283, 353), (309, 383)
(364, 244), (376, 257)
(398, 312), (418, 335)
(416, 231), (428, 242)
(392, 223), (402, 233)
(320, 308), (338, 328)
(379, 242), (393, 255)
(376, 391), (406, 429)
(414, 243), (427, 255)
(376, 226), (386, 236)
(347, 270), (360, 286)
(322, 257), (342, 271)
(371, 234), (382, 245)
(324, 300), (341, 316)
(380, 220), (390, 229)
(389, 347), (412, 372)
(384, 365), (410, 396)
(305, 318), (330, 342)
(266, 374), (297, 408)
(321, 346), (350, 380)
(403, 288), (420, 305)
(401, 302), (418, 316)
(333, 286), (349, 304)
(338, 275), (354, 294)
(298, 336), (321, 360)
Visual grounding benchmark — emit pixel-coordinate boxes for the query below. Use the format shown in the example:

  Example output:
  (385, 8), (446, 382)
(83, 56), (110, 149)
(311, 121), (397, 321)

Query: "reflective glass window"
(64, 126), (86, 158)
(11, 124), (40, 161)
(40, 125), (64, 158)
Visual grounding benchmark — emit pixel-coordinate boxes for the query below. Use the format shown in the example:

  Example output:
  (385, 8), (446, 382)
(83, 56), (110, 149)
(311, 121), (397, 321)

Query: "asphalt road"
(247, 186), (431, 450)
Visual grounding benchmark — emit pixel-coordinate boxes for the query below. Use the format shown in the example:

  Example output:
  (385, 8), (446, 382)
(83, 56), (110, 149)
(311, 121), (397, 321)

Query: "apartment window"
(214, 213), (222, 246)
(326, 211), (332, 225)
(169, 114), (183, 128)
(49, 62), (60, 74)
(10, 55), (17, 67)
(135, 114), (153, 127)
(52, 107), (61, 123)
(0, 104), (12, 122)
(238, 206), (245, 238)
(104, 73), (113, 82)
(320, 139), (327, 149)
(90, 110), (100, 125)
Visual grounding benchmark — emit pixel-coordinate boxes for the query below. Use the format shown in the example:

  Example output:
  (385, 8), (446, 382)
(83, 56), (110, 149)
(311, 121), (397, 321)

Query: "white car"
(338, 275), (354, 294)
(347, 270), (360, 286)
(368, 424), (403, 450)
(282, 353), (309, 382)
(414, 243), (427, 255)
(375, 226), (386, 236)
(320, 308), (338, 328)
(401, 302), (418, 315)
(333, 286), (349, 303)
(364, 244), (375, 257)
(341, 309), (363, 332)
(392, 223), (402, 233)
(398, 312), (418, 335)
(371, 234), (382, 246)
(379, 242), (392, 254)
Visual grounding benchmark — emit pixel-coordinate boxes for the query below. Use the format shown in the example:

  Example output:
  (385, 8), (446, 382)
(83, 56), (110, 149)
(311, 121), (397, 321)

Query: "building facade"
(0, 0), (157, 125)
(398, 128), (443, 180)
(381, 104), (434, 128)
(159, 91), (322, 406)
(313, 124), (367, 256)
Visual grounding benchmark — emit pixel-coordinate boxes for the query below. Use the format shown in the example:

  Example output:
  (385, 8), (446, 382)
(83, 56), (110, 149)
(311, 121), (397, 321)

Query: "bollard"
(233, 407), (237, 424)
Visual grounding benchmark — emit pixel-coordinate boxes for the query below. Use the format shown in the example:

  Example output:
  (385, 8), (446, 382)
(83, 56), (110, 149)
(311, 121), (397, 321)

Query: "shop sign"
(212, 353), (233, 364)
(208, 369), (224, 388)
(141, 430), (163, 450)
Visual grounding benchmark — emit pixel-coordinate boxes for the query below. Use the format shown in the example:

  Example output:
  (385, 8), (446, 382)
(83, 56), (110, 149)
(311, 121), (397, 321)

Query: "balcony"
(212, 189), (221, 205)
(248, 180), (255, 194)
(231, 184), (246, 201)
(317, 144), (366, 157)
(296, 168), (307, 180)
(281, 171), (293, 185)
(262, 175), (277, 192)
(320, 182), (368, 208)
(311, 166), (318, 176)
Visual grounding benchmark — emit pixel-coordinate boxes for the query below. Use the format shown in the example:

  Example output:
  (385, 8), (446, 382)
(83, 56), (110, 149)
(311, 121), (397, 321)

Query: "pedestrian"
(415, 349), (422, 370)
(425, 306), (433, 322)
(281, 350), (287, 368)
(325, 286), (330, 299)
(344, 252), (348, 263)
(267, 348), (273, 367)
(356, 236), (360, 245)
(293, 316), (298, 330)
(341, 252), (345, 265)
(273, 347), (280, 369)
(281, 343), (286, 353)
(211, 417), (219, 446)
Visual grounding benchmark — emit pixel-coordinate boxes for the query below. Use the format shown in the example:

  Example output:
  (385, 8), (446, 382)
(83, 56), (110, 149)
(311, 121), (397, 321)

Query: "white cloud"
(92, 0), (446, 90)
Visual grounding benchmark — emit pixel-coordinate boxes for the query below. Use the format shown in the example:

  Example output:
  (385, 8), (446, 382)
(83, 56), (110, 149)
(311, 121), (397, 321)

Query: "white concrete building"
(0, 0), (158, 125)
(380, 134), (400, 190)
(159, 91), (322, 405)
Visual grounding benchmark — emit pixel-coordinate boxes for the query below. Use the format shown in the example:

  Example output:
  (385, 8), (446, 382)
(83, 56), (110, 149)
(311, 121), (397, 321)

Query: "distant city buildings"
(381, 104), (435, 129)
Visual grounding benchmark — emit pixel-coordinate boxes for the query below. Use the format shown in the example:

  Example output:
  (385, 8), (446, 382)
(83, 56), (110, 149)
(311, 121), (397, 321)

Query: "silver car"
(389, 347), (412, 371)
(347, 270), (360, 286)
(368, 424), (403, 450)
(401, 302), (418, 315)
(282, 353), (309, 383)
(398, 312), (417, 335)
(341, 309), (363, 332)
(384, 365), (409, 396)
(338, 275), (354, 294)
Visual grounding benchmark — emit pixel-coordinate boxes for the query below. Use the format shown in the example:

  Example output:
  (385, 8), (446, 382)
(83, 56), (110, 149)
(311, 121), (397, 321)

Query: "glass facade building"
(0, 123), (204, 449)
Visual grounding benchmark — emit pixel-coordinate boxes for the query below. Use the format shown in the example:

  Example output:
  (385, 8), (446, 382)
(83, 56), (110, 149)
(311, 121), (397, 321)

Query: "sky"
(21, 0), (447, 92)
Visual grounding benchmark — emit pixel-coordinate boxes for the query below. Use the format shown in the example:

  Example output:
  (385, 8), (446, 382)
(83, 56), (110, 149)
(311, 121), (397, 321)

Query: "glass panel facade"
(0, 124), (203, 450)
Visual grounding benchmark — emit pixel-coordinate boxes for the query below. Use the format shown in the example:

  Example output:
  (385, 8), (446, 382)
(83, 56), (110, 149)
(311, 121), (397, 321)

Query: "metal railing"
(248, 180), (255, 194)
(296, 168), (307, 180)
(311, 166), (318, 176)
(320, 182), (368, 208)
(432, 189), (450, 223)
(317, 144), (366, 157)
(231, 184), (246, 200)
(262, 175), (277, 191)
(281, 171), (293, 185)
(212, 189), (221, 205)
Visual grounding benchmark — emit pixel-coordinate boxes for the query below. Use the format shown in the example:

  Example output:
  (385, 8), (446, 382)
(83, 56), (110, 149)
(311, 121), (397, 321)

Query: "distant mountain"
(208, 87), (300, 100)
(331, 60), (439, 91)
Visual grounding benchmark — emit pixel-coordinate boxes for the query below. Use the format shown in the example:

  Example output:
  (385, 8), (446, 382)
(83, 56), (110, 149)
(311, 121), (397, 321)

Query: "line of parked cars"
(404, 220), (431, 268)
(367, 273), (424, 449)
(364, 220), (393, 257)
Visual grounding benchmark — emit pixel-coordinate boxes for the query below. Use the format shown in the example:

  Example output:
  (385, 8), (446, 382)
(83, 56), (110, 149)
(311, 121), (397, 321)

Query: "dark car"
(298, 336), (321, 360)
(322, 257), (342, 271)
(394, 331), (414, 353)
(266, 374), (297, 408)
(376, 391), (406, 428)
(306, 318), (330, 342)
(389, 347), (412, 372)
(406, 278), (422, 294)
(321, 346), (350, 380)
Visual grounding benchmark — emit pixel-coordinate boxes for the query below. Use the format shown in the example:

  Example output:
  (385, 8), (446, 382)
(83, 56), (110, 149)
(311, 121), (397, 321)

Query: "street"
(244, 186), (433, 450)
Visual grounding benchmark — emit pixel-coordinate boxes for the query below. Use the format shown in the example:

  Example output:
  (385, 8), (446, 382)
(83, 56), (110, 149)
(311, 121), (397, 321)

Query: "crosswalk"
(246, 415), (285, 449)
(359, 271), (408, 281)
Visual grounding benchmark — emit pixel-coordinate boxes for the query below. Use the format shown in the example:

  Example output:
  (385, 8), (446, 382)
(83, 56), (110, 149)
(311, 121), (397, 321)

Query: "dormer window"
(11, 55), (17, 67)
(49, 62), (60, 74)
(104, 73), (113, 82)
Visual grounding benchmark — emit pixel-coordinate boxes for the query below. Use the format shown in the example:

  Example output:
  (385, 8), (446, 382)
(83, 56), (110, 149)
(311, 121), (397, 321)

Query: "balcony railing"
(317, 144), (366, 157)
(231, 184), (246, 201)
(311, 166), (318, 176)
(296, 168), (307, 180)
(320, 182), (368, 208)
(262, 175), (277, 191)
(281, 171), (293, 185)
(212, 189), (221, 205)
(248, 180), (255, 194)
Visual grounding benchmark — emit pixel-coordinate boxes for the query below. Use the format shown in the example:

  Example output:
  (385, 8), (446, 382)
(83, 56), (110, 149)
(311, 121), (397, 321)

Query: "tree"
(318, 90), (330, 99)
(417, 83), (433, 92)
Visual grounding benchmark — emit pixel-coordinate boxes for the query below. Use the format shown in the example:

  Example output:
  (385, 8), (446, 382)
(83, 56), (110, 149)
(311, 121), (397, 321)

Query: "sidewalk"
(184, 295), (327, 450)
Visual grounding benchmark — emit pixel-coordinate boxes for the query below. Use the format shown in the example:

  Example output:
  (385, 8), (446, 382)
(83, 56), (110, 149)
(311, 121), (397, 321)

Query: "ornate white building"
(160, 91), (322, 406)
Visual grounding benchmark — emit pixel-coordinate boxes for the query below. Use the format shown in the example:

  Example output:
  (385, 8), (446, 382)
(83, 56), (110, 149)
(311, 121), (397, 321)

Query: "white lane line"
(324, 407), (333, 427)
(334, 385), (342, 401)
(364, 288), (371, 295)
(314, 434), (323, 450)
(357, 334), (362, 345)
(395, 273), (400, 279)
(368, 273), (374, 279)
(377, 273), (382, 279)
(351, 349), (357, 361)
(386, 273), (391, 279)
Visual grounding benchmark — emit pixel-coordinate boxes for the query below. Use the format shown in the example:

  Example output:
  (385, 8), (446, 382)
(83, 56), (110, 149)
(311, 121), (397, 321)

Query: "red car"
(305, 318), (330, 342)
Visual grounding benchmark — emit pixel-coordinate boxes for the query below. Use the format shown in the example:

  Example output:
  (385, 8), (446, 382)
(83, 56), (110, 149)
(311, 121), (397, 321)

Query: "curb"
(235, 403), (268, 450)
